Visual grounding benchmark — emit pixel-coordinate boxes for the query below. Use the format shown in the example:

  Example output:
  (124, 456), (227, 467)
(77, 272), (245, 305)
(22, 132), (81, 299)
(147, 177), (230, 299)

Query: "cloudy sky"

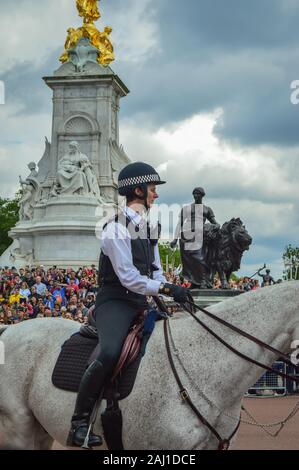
(1, 0), (299, 278)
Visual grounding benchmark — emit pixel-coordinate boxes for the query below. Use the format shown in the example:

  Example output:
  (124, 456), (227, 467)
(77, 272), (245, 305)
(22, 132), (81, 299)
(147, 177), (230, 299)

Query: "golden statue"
(97, 26), (114, 66)
(82, 24), (114, 66)
(60, 0), (115, 67)
(59, 28), (83, 63)
(76, 0), (101, 24)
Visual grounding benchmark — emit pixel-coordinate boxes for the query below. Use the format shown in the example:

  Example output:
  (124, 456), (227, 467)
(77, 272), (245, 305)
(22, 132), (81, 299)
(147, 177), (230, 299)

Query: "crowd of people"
(164, 270), (270, 291)
(0, 265), (98, 325)
(0, 265), (280, 325)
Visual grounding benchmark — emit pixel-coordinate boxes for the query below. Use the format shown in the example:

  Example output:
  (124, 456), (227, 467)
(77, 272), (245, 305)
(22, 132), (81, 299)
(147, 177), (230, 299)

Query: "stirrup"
(66, 424), (103, 448)
(82, 423), (93, 449)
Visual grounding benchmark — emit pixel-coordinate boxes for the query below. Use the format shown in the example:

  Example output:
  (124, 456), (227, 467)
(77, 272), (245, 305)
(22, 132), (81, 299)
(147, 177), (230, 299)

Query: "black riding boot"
(67, 360), (106, 448)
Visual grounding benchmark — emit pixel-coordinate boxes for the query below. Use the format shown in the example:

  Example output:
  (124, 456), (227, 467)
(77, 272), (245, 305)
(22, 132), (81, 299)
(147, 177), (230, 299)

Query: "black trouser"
(70, 286), (147, 428)
(94, 285), (148, 377)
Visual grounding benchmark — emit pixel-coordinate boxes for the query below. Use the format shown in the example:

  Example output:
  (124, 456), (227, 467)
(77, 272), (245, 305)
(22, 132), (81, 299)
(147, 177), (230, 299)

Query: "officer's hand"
(159, 283), (189, 303)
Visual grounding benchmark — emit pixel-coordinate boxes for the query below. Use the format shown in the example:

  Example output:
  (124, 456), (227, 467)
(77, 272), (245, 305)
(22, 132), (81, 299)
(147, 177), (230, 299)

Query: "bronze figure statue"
(171, 188), (252, 289)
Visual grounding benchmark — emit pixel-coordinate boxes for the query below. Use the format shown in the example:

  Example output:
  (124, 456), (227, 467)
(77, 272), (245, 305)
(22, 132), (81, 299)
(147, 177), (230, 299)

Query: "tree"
(0, 195), (20, 256)
(158, 242), (181, 273)
(282, 244), (299, 280)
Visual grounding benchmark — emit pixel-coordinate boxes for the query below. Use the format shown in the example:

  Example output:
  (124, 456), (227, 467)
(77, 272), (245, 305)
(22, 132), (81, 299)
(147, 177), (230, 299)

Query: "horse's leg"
(32, 421), (54, 450)
(0, 406), (39, 450)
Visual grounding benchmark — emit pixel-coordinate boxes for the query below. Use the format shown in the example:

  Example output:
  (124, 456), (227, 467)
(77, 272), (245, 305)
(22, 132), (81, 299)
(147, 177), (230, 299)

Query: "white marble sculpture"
(9, 239), (34, 265)
(52, 141), (101, 197)
(19, 163), (40, 220)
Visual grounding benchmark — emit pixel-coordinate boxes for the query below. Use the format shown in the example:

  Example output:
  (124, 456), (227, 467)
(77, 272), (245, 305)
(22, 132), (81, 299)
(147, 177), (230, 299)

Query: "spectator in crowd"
(44, 293), (54, 310)
(85, 293), (96, 309)
(9, 288), (21, 306)
(52, 283), (66, 306)
(53, 303), (62, 317)
(33, 276), (47, 296)
(241, 277), (252, 292)
(19, 282), (31, 300)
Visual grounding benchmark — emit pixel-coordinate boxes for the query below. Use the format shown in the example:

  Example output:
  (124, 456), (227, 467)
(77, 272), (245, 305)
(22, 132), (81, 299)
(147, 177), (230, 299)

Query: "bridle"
(183, 295), (299, 381)
(153, 293), (299, 451)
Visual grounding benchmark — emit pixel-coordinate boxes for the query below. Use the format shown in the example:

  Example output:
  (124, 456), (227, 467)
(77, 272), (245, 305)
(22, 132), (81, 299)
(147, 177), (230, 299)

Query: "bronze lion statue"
(209, 218), (252, 289)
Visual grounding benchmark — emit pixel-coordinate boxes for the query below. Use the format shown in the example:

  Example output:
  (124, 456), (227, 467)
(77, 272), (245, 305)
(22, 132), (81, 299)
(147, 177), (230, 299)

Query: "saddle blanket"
(51, 332), (142, 400)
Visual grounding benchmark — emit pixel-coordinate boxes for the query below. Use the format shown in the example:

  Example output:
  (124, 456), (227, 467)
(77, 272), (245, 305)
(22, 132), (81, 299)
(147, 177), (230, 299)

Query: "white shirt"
(100, 206), (166, 296)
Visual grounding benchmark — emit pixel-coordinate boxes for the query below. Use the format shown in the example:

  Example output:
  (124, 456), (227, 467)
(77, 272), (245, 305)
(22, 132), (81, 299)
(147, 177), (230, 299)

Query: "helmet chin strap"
(133, 184), (149, 211)
(142, 184), (149, 211)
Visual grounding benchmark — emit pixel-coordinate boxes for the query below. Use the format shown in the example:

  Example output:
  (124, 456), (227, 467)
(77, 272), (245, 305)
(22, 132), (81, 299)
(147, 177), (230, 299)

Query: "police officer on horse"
(67, 162), (189, 447)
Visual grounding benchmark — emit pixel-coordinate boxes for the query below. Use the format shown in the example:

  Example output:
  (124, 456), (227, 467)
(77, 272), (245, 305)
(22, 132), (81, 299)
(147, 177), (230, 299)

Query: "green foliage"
(230, 272), (240, 282)
(0, 194), (20, 256)
(158, 242), (181, 271)
(283, 244), (299, 280)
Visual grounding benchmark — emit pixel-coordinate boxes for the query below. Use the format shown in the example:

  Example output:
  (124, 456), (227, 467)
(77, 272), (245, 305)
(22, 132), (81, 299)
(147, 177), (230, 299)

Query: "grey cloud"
(0, 50), (59, 116)
(3, 0), (299, 147)
(159, 0), (299, 55)
(117, 0), (299, 146)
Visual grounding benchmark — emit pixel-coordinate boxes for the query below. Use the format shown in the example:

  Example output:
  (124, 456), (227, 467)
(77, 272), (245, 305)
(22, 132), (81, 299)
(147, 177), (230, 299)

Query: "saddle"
(52, 307), (158, 450)
(52, 309), (149, 400)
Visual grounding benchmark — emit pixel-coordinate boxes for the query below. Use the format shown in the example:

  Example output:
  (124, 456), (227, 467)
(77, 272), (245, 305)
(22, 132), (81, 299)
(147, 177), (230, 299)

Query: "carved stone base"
(6, 198), (116, 269)
(188, 288), (243, 308)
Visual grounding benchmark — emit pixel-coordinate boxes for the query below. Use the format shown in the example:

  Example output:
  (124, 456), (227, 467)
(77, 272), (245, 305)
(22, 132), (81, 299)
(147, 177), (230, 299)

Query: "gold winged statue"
(76, 0), (101, 24)
(60, 0), (115, 66)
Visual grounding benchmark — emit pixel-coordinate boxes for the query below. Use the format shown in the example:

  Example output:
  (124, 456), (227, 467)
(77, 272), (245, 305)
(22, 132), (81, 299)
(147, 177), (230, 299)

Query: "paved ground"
(231, 396), (299, 450)
(53, 396), (299, 451)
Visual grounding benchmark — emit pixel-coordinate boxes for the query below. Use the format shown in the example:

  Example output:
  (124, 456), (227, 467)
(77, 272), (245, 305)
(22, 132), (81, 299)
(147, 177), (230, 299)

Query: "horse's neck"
(212, 285), (298, 350)
(165, 284), (299, 403)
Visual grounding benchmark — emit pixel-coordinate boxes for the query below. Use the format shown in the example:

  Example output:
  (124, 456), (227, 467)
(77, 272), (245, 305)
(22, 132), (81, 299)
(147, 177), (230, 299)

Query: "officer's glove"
(159, 283), (189, 303)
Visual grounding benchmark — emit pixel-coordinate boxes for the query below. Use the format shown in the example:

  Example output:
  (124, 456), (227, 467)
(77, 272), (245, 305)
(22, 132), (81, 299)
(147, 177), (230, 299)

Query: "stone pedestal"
(189, 288), (243, 308)
(9, 198), (115, 268)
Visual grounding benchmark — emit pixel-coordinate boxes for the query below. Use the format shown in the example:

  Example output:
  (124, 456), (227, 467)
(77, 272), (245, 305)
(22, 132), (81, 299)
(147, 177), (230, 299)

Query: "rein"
(183, 295), (299, 384)
(154, 296), (240, 450)
(163, 319), (239, 450)
(153, 293), (299, 450)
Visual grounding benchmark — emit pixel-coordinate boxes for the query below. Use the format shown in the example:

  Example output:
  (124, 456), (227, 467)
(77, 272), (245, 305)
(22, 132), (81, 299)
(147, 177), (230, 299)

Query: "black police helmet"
(118, 162), (166, 196)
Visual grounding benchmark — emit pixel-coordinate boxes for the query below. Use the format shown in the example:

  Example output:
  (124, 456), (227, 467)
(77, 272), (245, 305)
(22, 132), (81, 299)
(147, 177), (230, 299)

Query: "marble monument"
(0, 0), (130, 268)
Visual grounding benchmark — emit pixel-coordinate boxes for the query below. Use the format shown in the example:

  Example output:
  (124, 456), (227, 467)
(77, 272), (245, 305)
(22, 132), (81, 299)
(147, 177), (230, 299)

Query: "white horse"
(0, 282), (298, 450)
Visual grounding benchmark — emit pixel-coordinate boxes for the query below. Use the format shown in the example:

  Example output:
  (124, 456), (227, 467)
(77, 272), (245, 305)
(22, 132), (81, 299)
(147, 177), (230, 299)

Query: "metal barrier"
(285, 365), (299, 394)
(246, 362), (287, 396)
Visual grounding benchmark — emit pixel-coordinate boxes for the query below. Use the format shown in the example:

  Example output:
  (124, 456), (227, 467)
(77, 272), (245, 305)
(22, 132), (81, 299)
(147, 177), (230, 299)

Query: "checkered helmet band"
(118, 173), (161, 189)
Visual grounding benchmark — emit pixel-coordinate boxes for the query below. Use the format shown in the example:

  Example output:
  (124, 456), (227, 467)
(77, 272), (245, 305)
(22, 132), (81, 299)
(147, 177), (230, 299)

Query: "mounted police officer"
(67, 162), (189, 447)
